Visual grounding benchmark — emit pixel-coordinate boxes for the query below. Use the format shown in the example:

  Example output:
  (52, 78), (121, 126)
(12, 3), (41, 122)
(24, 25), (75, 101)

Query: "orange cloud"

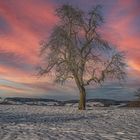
(128, 61), (140, 72)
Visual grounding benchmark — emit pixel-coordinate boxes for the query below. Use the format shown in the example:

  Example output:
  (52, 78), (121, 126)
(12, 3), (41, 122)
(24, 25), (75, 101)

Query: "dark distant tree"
(135, 88), (140, 100)
(38, 4), (126, 110)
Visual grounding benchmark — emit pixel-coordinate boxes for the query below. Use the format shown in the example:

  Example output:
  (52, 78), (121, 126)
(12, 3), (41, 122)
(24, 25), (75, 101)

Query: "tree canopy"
(38, 4), (126, 109)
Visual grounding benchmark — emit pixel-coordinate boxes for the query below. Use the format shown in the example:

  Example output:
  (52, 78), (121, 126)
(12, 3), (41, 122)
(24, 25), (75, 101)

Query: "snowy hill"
(0, 97), (61, 106)
(0, 97), (130, 107)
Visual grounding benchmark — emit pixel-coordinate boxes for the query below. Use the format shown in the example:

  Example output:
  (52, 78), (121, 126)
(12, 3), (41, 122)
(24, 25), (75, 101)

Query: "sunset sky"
(0, 0), (140, 100)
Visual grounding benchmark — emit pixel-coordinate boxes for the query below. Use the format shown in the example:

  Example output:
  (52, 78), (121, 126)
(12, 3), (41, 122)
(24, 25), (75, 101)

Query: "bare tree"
(38, 4), (126, 110)
(135, 88), (140, 100)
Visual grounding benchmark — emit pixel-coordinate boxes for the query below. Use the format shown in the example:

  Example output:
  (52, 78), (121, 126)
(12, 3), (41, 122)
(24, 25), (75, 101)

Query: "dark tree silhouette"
(135, 88), (140, 100)
(38, 4), (126, 110)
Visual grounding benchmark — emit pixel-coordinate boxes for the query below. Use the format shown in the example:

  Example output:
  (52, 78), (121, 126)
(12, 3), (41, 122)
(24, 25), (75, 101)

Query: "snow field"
(0, 105), (140, 140)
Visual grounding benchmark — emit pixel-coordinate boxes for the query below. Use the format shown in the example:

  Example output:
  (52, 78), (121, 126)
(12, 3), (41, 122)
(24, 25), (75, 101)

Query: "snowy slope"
(0, 105), (140, 140)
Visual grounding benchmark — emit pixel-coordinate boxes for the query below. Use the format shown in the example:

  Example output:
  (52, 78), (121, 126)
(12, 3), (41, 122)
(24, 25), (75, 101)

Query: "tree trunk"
(78, 86), (86, 110)
(73, 75), (86, 110)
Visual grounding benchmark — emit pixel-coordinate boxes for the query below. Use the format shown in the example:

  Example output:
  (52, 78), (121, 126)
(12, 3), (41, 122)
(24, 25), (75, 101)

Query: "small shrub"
(126, 101), (140, 107)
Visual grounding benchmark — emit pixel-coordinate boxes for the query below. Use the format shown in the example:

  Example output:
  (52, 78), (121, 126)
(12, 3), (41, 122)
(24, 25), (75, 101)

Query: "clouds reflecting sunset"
(0, 0), (140, 99)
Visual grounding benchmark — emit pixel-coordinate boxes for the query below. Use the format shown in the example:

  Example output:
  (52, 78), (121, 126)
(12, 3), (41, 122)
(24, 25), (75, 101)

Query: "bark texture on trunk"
(78, 86), (86, 110)
(74, 75), (86, 110)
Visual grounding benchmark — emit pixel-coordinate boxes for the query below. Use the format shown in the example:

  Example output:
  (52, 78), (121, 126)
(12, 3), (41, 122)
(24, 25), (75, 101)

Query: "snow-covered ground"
(0, 105), (140, 140)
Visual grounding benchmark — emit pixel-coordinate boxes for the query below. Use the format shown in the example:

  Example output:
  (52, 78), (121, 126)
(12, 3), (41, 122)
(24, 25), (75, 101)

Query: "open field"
(0, 105), (140, 140)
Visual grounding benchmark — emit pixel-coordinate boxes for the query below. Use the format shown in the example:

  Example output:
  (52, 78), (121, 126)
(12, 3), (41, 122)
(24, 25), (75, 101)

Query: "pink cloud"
(100, 0), (140, 73)
(0, 0), (139, 97)
(0, 0), (57, 64)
